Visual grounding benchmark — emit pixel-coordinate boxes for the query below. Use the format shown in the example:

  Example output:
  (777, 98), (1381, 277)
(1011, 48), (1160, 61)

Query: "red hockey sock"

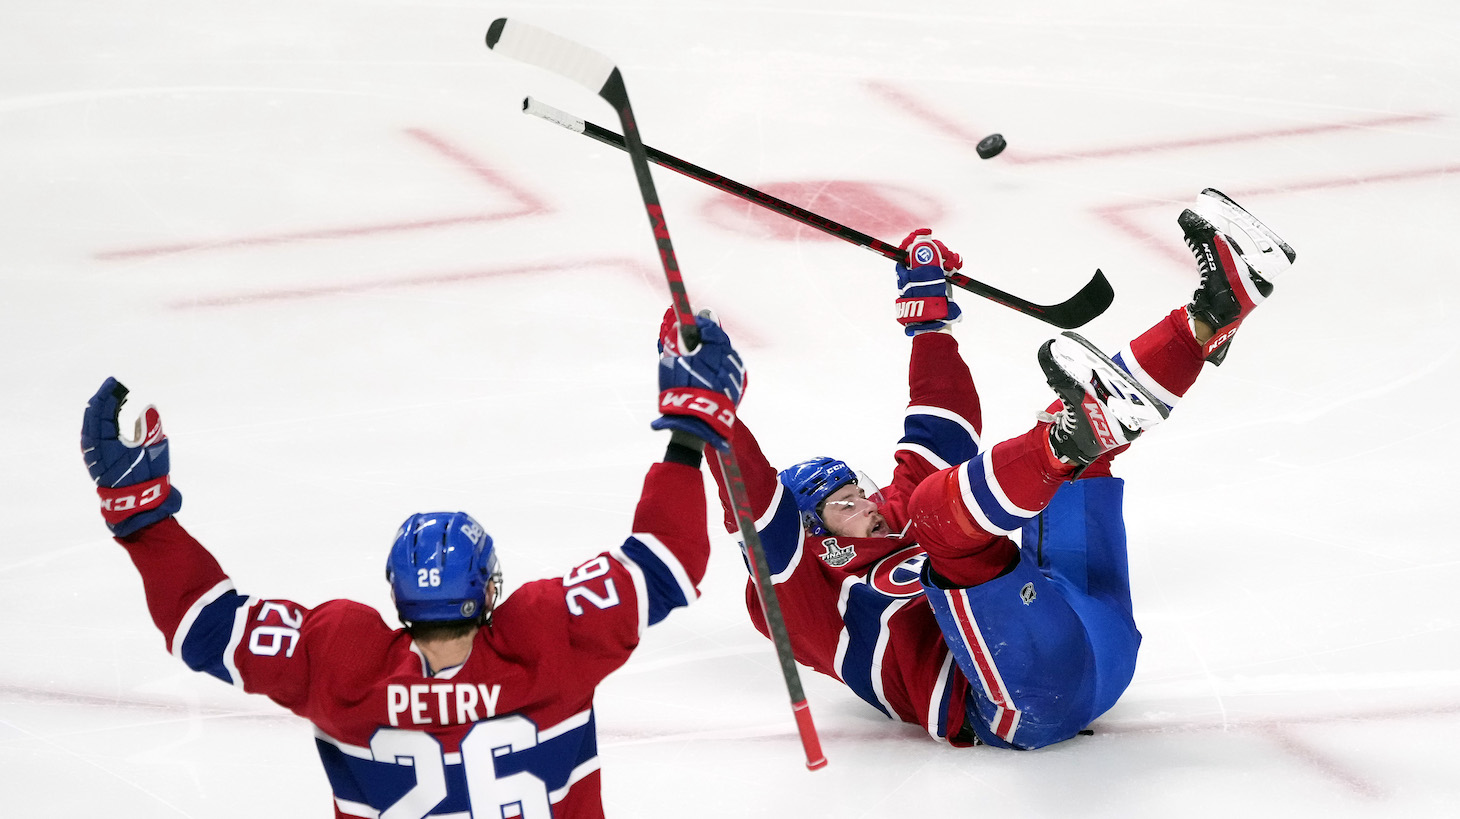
(990, 425), (1077, 507)
(1124, 307), (1206, 400)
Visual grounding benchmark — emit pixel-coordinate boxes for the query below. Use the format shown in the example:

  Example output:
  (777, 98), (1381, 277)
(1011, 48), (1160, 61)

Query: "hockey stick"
(522, 96), (1113, 329)
(486, 18), (828, 772)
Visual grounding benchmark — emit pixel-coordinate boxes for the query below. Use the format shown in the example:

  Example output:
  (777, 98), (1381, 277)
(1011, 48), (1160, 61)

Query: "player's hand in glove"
(895, 227), (964, 336)
(651, 307), (748, 452)
(81, 377), (183, 537)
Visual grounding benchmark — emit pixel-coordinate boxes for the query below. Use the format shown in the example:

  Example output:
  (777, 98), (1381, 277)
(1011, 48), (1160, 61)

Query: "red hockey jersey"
(116, 461), (709, 818)
(709, 332), (984, 744)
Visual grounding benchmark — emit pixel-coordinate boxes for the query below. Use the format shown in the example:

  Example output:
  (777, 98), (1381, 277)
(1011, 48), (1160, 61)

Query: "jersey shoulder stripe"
(615, 533), (698, 628)
(896, 441), (952, 472)
(169, 578), (234, 656)
(753, 484), (805, 581)
(173, 582), (248, 685)
(901, 404), (981, 466)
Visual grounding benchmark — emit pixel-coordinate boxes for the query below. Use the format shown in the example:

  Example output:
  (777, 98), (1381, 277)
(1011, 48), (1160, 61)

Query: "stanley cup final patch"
(820, 538), (856, 568)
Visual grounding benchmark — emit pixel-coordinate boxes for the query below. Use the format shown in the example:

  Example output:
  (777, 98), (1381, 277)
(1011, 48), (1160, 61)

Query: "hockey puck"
(976, 133), (1006, 159)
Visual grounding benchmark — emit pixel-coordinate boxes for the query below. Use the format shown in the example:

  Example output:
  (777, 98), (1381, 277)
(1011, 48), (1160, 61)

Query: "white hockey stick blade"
(486, 19), (617, 97)
(522, 96), (587, 135)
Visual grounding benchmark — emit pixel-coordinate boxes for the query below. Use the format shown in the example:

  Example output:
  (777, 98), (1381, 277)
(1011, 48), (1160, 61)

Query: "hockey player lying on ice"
(705, 189), (1297, 749)
(80, 313), (748, 817)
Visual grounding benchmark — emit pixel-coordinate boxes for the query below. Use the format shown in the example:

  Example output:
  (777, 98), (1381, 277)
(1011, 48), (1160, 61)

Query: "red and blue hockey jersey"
(709, 332), (984, 744)
(116, 461), (709, 818)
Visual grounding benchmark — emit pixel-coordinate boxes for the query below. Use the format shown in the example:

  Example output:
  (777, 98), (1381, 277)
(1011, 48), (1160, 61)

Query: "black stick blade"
(948, 269), (1113, 329)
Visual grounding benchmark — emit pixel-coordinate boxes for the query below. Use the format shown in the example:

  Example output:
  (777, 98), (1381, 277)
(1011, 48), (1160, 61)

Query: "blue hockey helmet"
(386, 511), (501, 624)
(779, 456), (859, 536)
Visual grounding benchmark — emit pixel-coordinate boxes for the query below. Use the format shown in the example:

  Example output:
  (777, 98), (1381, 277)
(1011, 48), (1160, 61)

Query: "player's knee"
(910, 468), (1016, 587)
(908, 468), (971, 558)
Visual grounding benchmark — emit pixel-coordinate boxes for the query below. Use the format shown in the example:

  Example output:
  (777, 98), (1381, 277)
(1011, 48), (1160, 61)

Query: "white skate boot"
(1038, 332), (1170, 465)
(1180, 188), (1297, 365)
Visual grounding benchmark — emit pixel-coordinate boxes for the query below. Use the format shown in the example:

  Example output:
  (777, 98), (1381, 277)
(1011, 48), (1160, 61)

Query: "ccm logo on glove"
(659, 388), (735, 427)
(98, 476), (173, 525)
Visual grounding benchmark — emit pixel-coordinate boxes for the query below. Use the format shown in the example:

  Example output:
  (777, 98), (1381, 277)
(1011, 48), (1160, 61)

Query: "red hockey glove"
(651, 307), (747, 451)
(895, 228), (964, 336)
(898, 227), (963, 273)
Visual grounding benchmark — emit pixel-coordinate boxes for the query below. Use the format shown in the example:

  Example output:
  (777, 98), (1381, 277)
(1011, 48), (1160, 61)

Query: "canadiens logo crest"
(1020, 582), (1037, 605)
(868, 546), (928, 600)
(819, 538), (855, 567)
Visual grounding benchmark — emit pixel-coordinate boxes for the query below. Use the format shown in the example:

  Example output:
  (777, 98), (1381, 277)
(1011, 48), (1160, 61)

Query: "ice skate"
(1180, 189), (1296, 364)
(1193, 188), (1296, 281)
(1038, 332), (1170, 465)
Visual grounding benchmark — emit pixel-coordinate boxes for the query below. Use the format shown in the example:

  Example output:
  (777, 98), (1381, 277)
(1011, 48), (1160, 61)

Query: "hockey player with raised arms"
(705, 189), (1296, 749)
(79, 312), (747, 818)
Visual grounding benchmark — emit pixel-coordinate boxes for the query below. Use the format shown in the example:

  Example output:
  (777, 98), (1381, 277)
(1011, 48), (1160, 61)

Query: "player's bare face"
(820, 483), (888, 538)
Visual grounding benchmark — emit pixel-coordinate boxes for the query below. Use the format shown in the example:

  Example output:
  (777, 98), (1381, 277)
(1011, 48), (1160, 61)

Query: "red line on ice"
(1094, 163), (1460, 267)
(862, 79), (992, 147)
(862, 80), (1436, 166)
(404, 127), (549, 213)
(96, 212), (534, 260)
(1010, 113), (1438, 165)
(1258, 723), (1386, 799)
(95, 128), (550, 261)
(166, 258), (652, 309)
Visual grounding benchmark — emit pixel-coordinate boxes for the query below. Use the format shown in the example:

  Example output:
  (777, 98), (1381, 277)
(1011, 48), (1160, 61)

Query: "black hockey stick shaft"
(522, 97), (1113, 329)
(487, 18), (828, 771)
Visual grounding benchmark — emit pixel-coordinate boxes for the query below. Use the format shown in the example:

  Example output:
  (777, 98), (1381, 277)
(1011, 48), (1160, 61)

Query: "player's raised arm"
(891, 229), (985, 497)
(81, 378), (321, 707)
(654, 306), (781, 531)
(622, 308), (752, 614)
(80, 378), (230, 647)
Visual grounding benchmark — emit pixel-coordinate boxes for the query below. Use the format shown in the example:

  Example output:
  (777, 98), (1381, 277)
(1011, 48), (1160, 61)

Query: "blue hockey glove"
(651, 307), (747, 452)
(895, 227), (964, 336)
(80, 377), (182, 537)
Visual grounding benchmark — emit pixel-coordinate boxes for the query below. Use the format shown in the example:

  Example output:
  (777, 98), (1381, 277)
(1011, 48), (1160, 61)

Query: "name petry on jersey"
(115, 461), (709, 819)
(709, 332), (986, 745)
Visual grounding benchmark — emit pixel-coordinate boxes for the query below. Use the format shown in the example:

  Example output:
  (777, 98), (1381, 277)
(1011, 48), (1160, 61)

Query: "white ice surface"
(4, 1), (1458, 816)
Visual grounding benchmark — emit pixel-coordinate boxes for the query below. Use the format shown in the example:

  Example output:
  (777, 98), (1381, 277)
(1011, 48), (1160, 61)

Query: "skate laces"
(1037, 407), (1079, 443)
(1183, 233), (1219, 287)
